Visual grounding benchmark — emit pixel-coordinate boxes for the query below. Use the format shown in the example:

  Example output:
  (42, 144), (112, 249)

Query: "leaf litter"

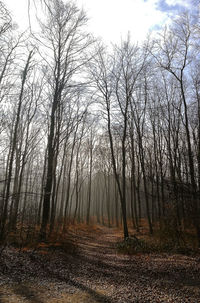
(0, 226), (199, 302)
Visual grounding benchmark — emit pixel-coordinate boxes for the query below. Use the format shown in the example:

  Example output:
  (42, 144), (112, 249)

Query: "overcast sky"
(4, 0), (198, 44)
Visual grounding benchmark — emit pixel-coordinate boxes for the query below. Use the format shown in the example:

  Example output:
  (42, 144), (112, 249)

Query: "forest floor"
(0, 225), (200, 303)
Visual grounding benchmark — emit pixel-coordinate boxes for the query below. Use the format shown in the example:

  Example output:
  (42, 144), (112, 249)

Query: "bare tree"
(0, 50), (34, 239)
(37, 0), (93, 239)
(153, 14), (200, 244)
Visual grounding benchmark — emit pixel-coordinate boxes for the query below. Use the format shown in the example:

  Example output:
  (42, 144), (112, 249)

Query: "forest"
(0, 0), (200, 302)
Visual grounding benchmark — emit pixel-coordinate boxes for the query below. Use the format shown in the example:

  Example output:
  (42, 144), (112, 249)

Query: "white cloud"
(165, 0), (190, 7)
(76, 0), (167, 44)
(4, 0), (29, 30)
(4, 0), (169, 44)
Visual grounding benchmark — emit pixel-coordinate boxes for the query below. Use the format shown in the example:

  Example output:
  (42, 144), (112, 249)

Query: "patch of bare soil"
(0, 225), (200, 302)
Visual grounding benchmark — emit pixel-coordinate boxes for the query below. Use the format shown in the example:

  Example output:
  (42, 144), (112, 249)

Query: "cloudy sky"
(4, 0), (198, 44)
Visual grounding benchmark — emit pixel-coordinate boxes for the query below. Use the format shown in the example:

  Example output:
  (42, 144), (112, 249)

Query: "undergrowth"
(1, 221), (199, 256)
(0, 224), (79, 255)
(116, 230), (199, 255)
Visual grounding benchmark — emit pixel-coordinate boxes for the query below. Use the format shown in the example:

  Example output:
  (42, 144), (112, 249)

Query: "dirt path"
(0, 226), (200, 302)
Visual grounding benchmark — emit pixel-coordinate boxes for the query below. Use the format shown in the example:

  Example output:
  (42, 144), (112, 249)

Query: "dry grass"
(2, 219), (199, 256)
(117, 219), (200, 255)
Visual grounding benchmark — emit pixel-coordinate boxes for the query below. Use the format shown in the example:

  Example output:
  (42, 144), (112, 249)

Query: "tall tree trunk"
(0, 51), (33, 240)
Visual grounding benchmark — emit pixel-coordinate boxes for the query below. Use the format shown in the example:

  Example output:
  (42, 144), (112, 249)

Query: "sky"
(3, 0), (198, 44)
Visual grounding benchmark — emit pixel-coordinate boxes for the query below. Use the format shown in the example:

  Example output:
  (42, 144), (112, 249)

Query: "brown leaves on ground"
(0, 225), (200, 302)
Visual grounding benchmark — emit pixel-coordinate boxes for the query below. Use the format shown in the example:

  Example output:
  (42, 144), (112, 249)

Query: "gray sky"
(4, 0), (198, 44)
